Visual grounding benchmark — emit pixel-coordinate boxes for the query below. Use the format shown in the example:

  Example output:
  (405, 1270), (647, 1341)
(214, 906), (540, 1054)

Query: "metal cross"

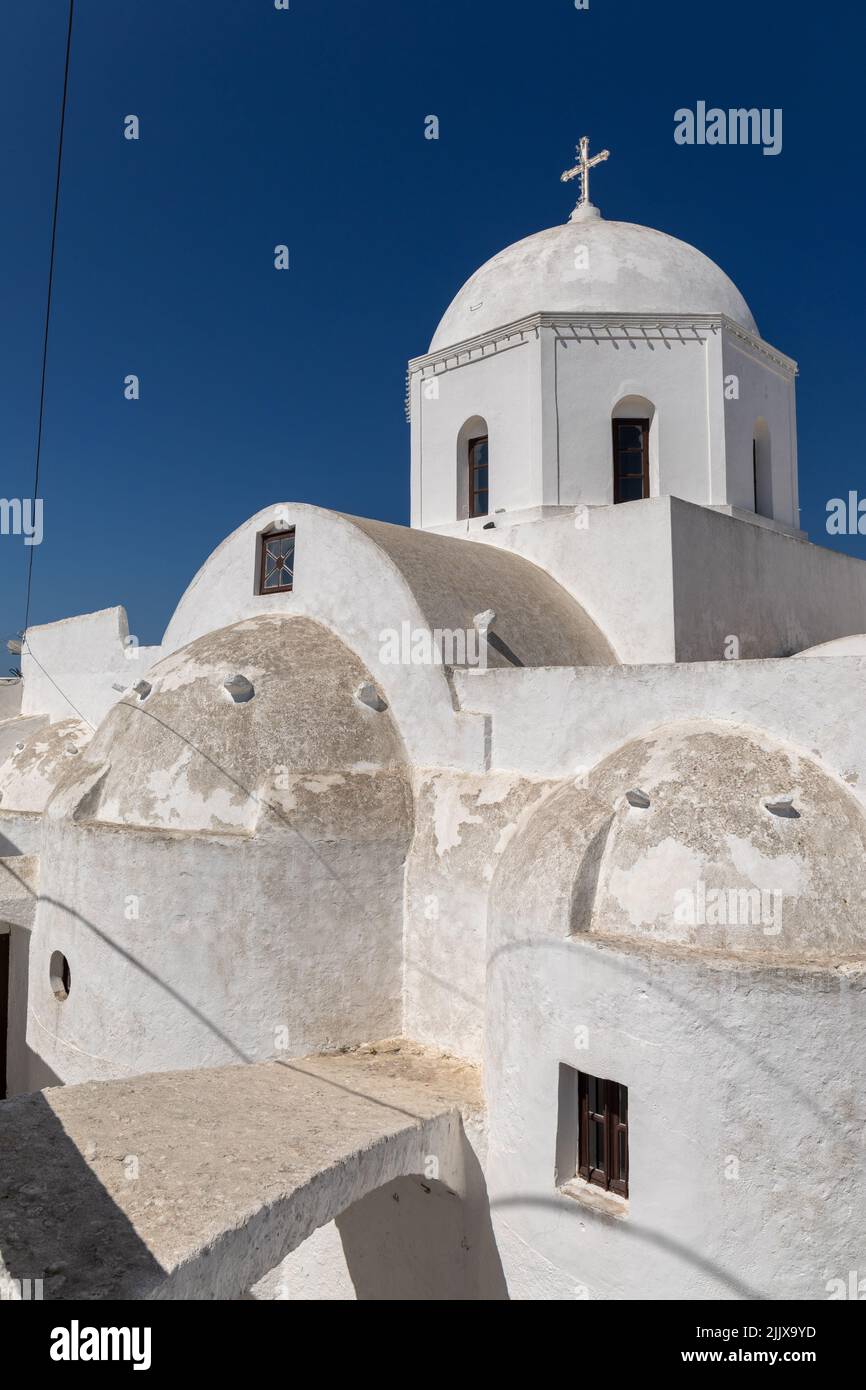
(561, 136), (610, 209)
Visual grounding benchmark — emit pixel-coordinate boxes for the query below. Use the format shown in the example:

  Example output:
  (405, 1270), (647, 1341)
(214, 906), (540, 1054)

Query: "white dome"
(430, 214), (758, 351)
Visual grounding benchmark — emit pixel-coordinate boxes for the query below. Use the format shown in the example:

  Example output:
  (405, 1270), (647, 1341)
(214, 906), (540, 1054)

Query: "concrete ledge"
(0, 1043), (487, 1300)
(708, 503), (806, 540)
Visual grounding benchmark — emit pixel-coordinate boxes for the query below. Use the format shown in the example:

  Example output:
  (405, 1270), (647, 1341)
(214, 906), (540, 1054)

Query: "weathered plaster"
(0, 1044), (503, 1301)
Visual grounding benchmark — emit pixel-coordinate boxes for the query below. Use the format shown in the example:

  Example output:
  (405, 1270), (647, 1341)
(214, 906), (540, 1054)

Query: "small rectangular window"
(557, 1064), (629, 1198)
(259, 527), (296, 594)
(578, 1069), (629, 1196)
(468, 436), (489, 518)
(612, 418), (649, 504)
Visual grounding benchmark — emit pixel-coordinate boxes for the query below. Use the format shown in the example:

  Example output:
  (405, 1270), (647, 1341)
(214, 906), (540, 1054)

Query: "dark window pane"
(589, 1119), (604, 1170)
(588, 1075), (600, 1113)
(613, 418), (649, 505)
(616, 424), (643, 450)
(469, 436), (489, 517)
(618, 476), (644, 502)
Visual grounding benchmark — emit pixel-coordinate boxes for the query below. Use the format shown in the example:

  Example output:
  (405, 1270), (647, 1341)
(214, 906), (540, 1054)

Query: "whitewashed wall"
(410, 331), (538, 528)
(722, 331), (799, 526)
(411, 316), (797, 530)
(21, 608), (161, 730)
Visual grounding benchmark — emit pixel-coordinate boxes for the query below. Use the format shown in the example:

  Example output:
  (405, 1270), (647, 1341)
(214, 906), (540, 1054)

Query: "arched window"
(611, 396), (655, 503)
(457, 416), (489, 520)
(752, 419), (772, 518)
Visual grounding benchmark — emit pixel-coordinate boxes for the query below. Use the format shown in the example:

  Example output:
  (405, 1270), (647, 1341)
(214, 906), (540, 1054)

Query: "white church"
(1, 140), (865, 1302)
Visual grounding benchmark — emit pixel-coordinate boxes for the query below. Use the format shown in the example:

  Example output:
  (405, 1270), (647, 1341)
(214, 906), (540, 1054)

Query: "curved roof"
(0, 717), (91, 815)
(162, 504), (617, 672)
(61, 615), (412, 834)
(347, 515), (616, 669)
(153, 503), (616, 774)
(490, 721), (866, 963)
(430, 216), (757, 351)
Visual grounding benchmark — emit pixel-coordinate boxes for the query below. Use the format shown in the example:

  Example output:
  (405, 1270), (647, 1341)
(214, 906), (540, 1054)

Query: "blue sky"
(1, 0), (863, 650)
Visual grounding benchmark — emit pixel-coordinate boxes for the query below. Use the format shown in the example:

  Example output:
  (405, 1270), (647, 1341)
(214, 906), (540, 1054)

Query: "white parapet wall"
(428, 497), (866, 664)
(21, 607), (162, 729)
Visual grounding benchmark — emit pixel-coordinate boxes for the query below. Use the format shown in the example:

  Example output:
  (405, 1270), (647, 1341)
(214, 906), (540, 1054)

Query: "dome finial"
(561, 135), (610, 222)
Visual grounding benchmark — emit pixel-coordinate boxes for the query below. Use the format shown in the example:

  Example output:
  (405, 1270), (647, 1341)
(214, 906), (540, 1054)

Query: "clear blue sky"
(1, 0), (864, 651)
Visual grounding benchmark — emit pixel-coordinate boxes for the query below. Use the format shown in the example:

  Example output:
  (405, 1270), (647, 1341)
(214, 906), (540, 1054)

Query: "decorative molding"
(409, 323), (536, 376)
(406, 326), (534, 422)
(407, 311), (797, 380)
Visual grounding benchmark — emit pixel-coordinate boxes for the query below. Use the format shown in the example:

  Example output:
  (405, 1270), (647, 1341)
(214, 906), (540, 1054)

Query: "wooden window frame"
(578, 1070), (629, 1197)
(612, 417), (650, 504)
(259, 526), (296, 595)
(468, 435), (489, 518)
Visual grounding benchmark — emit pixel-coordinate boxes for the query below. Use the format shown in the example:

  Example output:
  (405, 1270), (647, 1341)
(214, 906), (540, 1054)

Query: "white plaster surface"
(21, 607), (161, 729)
(0, 1045), (504, 1300)
(453, 653), (866, 790)
(429, 498), (866, 665)
(483, 927), (866, 1299)
(430, 218), (757, 350)
(4, 189), (866, 1303)
(23, 616), (413, 1084)
(411, 319), (797, 534)
(159, 504), (612, 775)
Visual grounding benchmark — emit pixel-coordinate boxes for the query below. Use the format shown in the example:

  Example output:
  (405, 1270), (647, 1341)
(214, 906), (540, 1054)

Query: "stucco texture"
(24, 615), (414, 1082)
(431, 218), (757, 350)
(483, 720), (866, 1300)
(493, 720), (866, 962)
(63, 613), (409, 835)
(0, 718), (91, 815)
(0, 1045), (500, 1300)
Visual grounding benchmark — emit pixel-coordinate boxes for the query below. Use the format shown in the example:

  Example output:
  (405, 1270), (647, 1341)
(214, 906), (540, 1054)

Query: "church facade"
(1, 144), (865, 1301)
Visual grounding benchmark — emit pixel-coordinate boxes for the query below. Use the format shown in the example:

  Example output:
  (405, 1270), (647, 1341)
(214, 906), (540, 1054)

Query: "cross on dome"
(561, 136), (610, 221)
